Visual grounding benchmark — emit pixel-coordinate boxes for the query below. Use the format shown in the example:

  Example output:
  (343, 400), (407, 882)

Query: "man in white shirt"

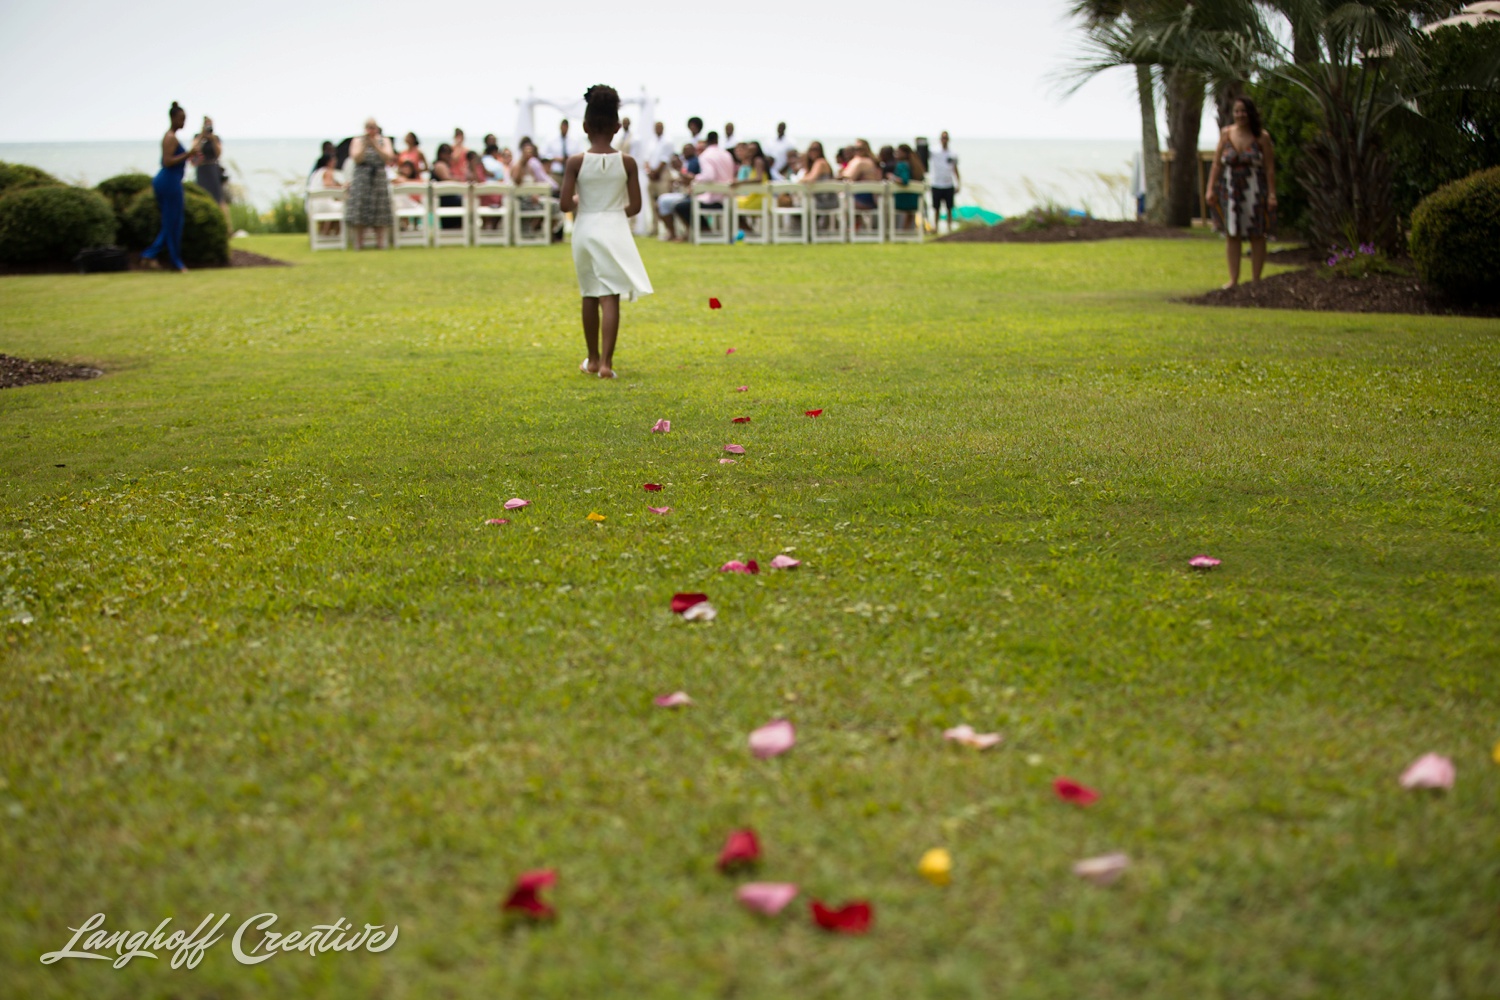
(615, 117), (632, 156)
(645, 121), (675, 237)
(928, 130), (960, 232)
(764, 122), (794, 175)
(541, 120), (575, 187)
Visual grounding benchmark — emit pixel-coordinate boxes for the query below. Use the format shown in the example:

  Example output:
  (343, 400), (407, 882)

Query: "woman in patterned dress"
(1205, 97), (1277, 288)
(346, 118), (396, 249)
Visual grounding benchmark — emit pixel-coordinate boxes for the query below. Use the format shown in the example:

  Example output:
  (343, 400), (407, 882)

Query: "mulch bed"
(1182, 260), (1500, 318)
(0, 246), (291, 276)
(0, 354), (103, 390)
(938, 218), (1197, 243)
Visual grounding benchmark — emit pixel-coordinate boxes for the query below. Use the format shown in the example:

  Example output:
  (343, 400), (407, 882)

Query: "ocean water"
(0, 137), (1142, 220)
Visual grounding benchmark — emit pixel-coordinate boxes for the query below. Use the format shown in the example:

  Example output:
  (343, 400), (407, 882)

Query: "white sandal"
(580, 358), (594, 374)
(598, 369), (617, 379)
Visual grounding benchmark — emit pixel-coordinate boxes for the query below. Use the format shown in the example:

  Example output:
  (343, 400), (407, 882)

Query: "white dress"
(571, 151), (653, 302)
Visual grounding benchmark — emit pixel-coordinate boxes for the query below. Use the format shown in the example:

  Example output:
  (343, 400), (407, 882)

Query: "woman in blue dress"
(142, 102), (202, 272)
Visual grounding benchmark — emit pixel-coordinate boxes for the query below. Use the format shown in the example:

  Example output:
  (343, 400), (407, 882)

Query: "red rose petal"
(810, 899), (872, 934)
(804, 409), (823, 418)
(502, 869), (557, 919)
(709, 297), (722, 309)
(726, 347), (736, 354)
(717, 828), (761, 871)
(1053, 777), (1099, 806)
(671, 593), (709, 614)
(732, 416), (751, 424)
(643, 483), (663, 492)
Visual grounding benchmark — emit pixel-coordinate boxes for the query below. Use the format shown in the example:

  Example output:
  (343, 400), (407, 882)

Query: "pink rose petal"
(647, 506), (672, 515)
(1073, 853), (1130, 886)
(943, 724), (1003, 750)
(484, 518), (510, 525)
(652, 419), (672, 433)
(736, 386), (749, 392)
(654, 691), (693, 708)
(503, 498), (531, 510)
(769, 554), (800, 569)
(726, 347), (736, 355)
(1400, 752), (1455, 790)
(749, 718), (795, 758)
(737, 882), (799, 916)
(724, 444), (745, 454)
(719, 458), (737, 465)
(720, 560), (760, 574)
(1188, 554), (1221, 569)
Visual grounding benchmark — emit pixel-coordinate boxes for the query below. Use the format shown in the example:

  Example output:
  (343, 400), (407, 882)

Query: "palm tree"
(1066, 1), (1169, 223)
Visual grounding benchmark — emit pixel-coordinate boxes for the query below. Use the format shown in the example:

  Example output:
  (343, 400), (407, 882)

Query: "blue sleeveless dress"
(143, 141), (187, 270)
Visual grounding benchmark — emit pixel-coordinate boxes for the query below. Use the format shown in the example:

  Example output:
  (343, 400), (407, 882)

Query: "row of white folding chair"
(306, 183), (555, 250)
(689, 180), (929, 245)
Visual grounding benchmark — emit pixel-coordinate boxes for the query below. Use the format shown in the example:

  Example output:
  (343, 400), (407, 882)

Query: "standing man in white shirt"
(645, 121), (675, 237)
(764, 122), (794, 175)
(615, 117), (633, 156)
(541, 119), (575, 188)
(929, 130), (960, 232)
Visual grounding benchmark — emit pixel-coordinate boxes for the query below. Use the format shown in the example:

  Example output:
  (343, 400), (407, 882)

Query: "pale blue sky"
(0, 0), (1168, 143)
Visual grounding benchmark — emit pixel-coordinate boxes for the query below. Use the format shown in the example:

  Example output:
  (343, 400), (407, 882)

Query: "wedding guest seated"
(668, 130), (735, 241)
(430, 143), (463, 231)
(398, 133), (428, 175)
(892, 143), (925, 230)
(308, 152), (344, 237)
(843, 140), (883, 222)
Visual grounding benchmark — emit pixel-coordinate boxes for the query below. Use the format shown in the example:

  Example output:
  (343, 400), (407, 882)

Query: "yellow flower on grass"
(1493, 739), (1500, 766)
(587, 512), (606, 522)
(918, 848), (951, 887)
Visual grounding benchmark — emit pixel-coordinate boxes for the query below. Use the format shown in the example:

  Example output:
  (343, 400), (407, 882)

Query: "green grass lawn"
(2, 234), (1497, 999)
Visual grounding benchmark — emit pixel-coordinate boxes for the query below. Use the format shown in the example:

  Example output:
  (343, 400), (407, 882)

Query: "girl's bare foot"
(1222, 281), (1237, 290)
(597, 366), (616, 379)
(580, 357), (600, 374)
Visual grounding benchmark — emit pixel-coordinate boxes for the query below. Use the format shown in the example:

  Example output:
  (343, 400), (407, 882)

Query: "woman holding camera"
(346, 118), (396, 249)
(192, 116), (230, 224)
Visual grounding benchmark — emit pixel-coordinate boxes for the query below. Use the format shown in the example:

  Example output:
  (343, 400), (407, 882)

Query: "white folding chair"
(472, 181), (513, 247)
(887, 179), (928, 243)
(306, 189), (346, 251)
(391, 182), (431, 248)
(731, 183), (770, 245)
(768, 181), (808, 244)
(847, 181), (887, 243)
(690, 183), (735, 245)
(511, 183), (555, 247)
(431, 180), (471, 247)
(808, 182), (846, 243)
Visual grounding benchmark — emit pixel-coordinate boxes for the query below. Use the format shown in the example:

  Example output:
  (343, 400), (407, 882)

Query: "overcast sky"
(0, 0), (1158, 144)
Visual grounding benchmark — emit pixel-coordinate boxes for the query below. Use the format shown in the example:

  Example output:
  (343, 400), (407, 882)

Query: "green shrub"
(229, 202), (267, 234)
(0, 161), (61, 199)
(95, 173), (153, 216)
(121, 187), (229, 266)
(1409, 166), (1500, 303)
(0, 185), (117, 266)
(268, 192), (307, 234)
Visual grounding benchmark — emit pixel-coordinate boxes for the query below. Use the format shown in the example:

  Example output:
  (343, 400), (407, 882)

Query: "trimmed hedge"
(121, 187), (229, 266)
(0, 185), (117, 266)
(95, 172), (153, 216)
(0, 161), (60, 198)
(1409, 166), (1500, 303)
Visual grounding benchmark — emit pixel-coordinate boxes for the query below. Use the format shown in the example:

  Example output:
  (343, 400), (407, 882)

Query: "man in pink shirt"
(669, 130), (735, 239)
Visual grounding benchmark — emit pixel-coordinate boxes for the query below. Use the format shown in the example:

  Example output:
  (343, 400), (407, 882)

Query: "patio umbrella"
(1422, 1), (1500, 32)
(954, 205), (1004, 226)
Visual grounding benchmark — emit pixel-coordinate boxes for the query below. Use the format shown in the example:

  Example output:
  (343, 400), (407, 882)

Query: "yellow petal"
(1493, 739), (1500, 766)
(587, 512), (606, 522)
(918, 847), (952, 886)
